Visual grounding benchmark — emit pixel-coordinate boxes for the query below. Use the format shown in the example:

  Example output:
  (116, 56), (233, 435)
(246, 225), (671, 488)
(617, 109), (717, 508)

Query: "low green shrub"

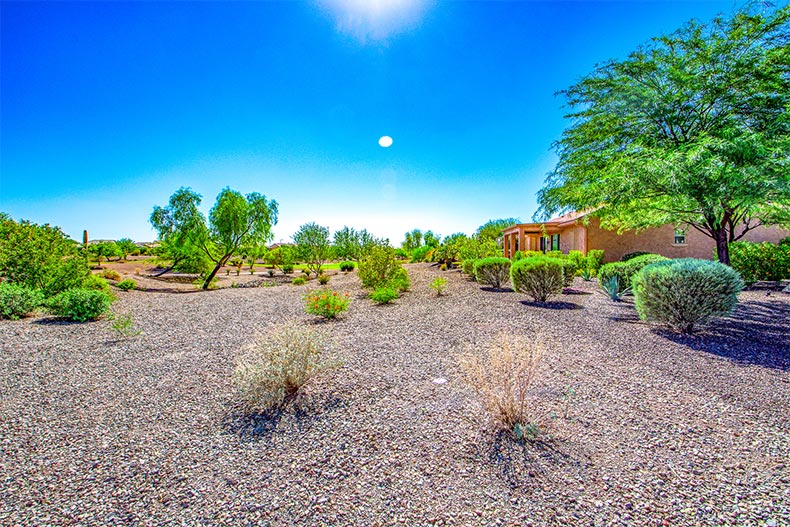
(292, 277), (306, 286)
(545, 250), (564, 259)
(598, 253), (667, 292)
(728, 241), (790, 283)
(557, 259), (578, 287)
(318, 274), (330, 285)
(339, 261), (355, 272)
(359, 246), (402, 288)
(304, 289), (350, 319)
(410, 245), (432, 263)
(370, 287), (399, 304)
(461, 259), (477, 276)
(101, 269), (122, 281)
(116, 279), (137, 291)
(430, 277), (447, 296)
(109, 312), (142, 337)
(567, 250), (586, 270)
(83, 274), (112, 294)
(232, 324), (341, 413)
(621, 251), (652, 262)
(47, 288), (113, 322)
(510, 257), (564, 302)
(281, 264), (294, 274)
(632, 258), (743, 333)
(0, 283), (43, 320)
(579, 268), (594, 281)
(586, 250), (605, 273)
(389, 267), (410, 292)
(474, 257), (511, 288)
(600, 275), (630, 301)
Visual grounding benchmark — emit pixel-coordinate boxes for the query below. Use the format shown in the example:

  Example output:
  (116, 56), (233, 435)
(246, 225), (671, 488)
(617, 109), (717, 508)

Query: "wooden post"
(83, 230), (88, 249)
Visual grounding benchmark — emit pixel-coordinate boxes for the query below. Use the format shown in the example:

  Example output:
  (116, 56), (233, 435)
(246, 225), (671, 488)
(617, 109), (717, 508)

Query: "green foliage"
(388, 267), (410, 292)
(333, 227), (380, 261)
(82, 274), (112, 294)
(474, 257), (511, 289)
(281, 263), (294, 274)
(47, 288), (113, 322)
(557, 259), (578, 287)
(537, 6), (790, 265)
(600, 276), (630, 301)
(430, 277), (447, 296)
(567, 250), (586, 269)
(115, 238), (138, 260)
(410, 245), (433, 263)
(317, 274), (330, 285)
(294, 222), (331, 276)
(0, 214), (91, 297)
(457, 237), (500, 262)
(510, 257), (564, 303)
(339, 261), (355, 272)
(369, 287), (399, 304)
(633, 258), (743, 333)
(359, 246), (401, 289)
(475, 218), (520, 244)
(109, 312), (142, 337)
(598, 254), (668, 292)
(728, 241), (790, 283)
(89, 241), (121, 263)
(579, 267), (594, 281)
(304, 289), (351, 319)
(586, 250), (605, 273)
(0, 283), (43, 320)
(116, 279), (137, 291)
(151, 187), (278, 289)
(461, 259), (477, 276)
(233, 324), (341, 413)
(621, 251), (652, 262)
(292, 277), (306, 286)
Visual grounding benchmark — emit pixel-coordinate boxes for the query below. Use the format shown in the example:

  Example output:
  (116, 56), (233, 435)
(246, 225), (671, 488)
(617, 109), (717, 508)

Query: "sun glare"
(378, 135), (393, 148)
(317, 0), (428, 43)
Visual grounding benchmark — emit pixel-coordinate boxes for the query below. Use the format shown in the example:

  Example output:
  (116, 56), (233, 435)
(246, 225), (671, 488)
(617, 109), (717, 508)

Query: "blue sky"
(1, 0), (741, 244)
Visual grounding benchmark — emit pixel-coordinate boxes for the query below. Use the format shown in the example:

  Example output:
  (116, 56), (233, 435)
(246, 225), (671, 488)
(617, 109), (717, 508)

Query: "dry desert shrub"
(233, 324), (340, 413)
(460, 333), (545, 440)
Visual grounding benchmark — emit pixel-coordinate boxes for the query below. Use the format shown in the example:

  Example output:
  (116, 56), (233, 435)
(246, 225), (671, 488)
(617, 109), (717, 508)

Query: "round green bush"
(47, 288), (113, 322)
(339, 261), (355, 272)
(474, 257), (511, 288)
(292, 277), (306, 286)
(116, 279), (137, 291)
(621, 251), (652, 262)
(0, 282), (43, 320)
(370, 287), (399, 304)
(388, 266), (410, 292)
(461, 259), (477, 276)
(557, 259), (578, 287)
(632, 258), (743, 333)
(510, 257), (564, 302)
(599, 253), (668, 292)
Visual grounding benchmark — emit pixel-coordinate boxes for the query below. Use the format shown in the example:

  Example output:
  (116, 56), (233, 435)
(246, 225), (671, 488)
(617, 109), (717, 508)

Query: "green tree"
(151, 187), (278, 289)
(116, 238), (138, 260)
(0, 213), (90, 297)
(475, 218), (520, 246)
(536, 6), (790, 265)
(334, 226), (362, 261)
(293, 222), (331, 276)
(402, 229), (423, 253)
(89, 241), (121, 263)
(150, 188), (210, 276)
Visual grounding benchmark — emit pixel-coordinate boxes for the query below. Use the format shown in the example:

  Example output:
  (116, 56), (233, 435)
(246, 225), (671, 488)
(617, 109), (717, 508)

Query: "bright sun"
(378, 136), (393, 148)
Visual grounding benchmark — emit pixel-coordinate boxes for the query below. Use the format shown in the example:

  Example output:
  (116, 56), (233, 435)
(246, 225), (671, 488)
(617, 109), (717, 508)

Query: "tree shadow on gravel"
(519, 300), (583, 310)
(33, 317), (92, 326)
(653, 300), (790, 371)
(481, 287), (514, 293)
(488, 430), (593, 489)
(223, 396), (347, 440)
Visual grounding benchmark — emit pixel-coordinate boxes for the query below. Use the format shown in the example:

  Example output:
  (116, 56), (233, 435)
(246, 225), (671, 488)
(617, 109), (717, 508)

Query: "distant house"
(502, 211), (790, 262)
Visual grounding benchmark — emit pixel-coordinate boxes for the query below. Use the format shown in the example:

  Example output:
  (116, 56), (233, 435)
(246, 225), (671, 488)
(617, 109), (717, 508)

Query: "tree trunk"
(203, 262), (223, 290)
(714, 228), (730, 265)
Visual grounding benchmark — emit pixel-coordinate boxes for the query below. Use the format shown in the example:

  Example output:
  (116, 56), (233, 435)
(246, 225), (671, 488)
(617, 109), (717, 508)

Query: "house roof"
(502, 210), (593, 234)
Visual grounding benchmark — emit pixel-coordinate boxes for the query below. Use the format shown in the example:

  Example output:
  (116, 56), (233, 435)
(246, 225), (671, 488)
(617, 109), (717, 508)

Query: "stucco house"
(502, 211), (790, 262)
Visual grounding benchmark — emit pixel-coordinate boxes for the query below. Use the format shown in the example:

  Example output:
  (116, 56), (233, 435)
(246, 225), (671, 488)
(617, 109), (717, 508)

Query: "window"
(551, 234), (560, 251)
(674, 228), (686, 245)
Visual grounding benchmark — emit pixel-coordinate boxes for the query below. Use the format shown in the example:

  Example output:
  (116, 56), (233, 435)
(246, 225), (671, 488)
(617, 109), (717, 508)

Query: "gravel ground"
(1, 263), (788, 526)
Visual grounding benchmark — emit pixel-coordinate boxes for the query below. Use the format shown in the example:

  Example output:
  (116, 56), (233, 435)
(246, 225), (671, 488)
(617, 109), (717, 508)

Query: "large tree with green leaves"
(537, 6), (790, 265)
(475, 218), (520, 247)
(293, 222), (331, 276)
(151, 187), (278, 289)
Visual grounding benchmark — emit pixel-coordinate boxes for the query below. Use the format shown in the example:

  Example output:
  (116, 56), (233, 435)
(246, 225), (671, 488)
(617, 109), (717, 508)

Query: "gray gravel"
(1, 264), (788, 526)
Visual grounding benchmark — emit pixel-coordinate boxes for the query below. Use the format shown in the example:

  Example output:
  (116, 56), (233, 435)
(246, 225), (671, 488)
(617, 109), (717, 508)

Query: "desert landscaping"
(2, 263), (788, 526)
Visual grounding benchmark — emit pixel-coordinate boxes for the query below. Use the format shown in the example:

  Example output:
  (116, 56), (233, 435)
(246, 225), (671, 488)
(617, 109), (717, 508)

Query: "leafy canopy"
(537, 6), (790, 264)
(293, 222), (331, 276)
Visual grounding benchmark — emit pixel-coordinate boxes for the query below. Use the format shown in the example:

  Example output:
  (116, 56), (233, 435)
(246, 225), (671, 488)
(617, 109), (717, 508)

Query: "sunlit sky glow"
(1, 1), (740, 244)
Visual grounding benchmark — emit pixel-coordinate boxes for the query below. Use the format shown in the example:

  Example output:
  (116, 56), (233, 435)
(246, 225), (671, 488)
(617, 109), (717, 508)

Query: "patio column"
(518, 230), (525, 255)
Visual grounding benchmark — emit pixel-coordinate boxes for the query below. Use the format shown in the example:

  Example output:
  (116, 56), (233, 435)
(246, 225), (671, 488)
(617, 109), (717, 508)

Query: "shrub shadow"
(561, 287), (592, 295)
(520, 300), (583, 310)
(653, 300), (790, 371)
(223, 396), (347, 439)
(33, 317), (91, 326)
(488, 430), (592, 489)
(481, 287), (514, 293)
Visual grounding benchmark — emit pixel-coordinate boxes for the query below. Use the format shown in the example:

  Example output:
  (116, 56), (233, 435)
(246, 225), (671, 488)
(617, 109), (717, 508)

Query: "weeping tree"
(151, 187), (278, 289)
(537, 6), (790, 265)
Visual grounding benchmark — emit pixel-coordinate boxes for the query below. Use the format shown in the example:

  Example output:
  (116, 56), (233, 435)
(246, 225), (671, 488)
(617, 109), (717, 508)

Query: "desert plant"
(0, 283), (43, 320)
(586, 250), (605, 273)
(461, 259), (477, 276)
(47, 288), (113, 322)
(281, 264), (294, 274)
(430, 277), (447, 296)
(388, 267), (410, 292)
(339, 261), (355, 272)
(510, 257), (564, 303)
(82, 274), (113, 294)
(621, 251), (652, 262)
(474, 257), (511, 288)
(109, 312), (142, 337)
(304, 289), (350, 319)
(459, 333), (545, 440)
(101, 269), (122, 281)
(116, 279), (137, 291)
(359, 245), (407, 291)
(598, 253), (667, 292)
(230, 258), (244, 276)
(632, 258), (743, 333)
(600, 275), (630, 301)
(292, 277), (306, 286)
(567, 250), (586, 270)
(579, 267), (594, 281)
(267, 269), (275, 277)
(318, 274), (330, 285)
(232, 324), (340, 413)
(557, 259), (578, 287)
(728, 241), (790, 283)
(369, 287), (399, 304)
